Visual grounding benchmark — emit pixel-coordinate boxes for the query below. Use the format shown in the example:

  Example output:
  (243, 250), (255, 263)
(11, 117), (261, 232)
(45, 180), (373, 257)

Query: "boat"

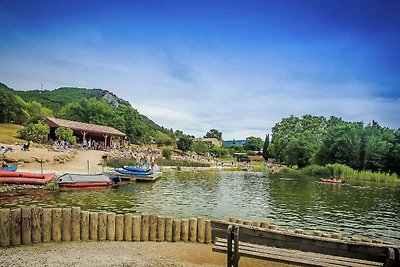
(320, 178), (344, 184)
(0, 165), (18, 172)
(115, 169), (161, 181)
(57, 173), (114, 187)
(0, 171), (55, 185)
(122, 166), (151, 173)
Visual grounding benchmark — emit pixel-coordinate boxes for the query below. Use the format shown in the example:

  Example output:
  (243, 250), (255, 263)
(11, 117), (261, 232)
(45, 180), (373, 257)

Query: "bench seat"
(213, 238), (384, 267)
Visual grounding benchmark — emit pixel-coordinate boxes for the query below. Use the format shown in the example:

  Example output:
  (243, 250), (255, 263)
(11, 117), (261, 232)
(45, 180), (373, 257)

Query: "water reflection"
(0, 171), (399, 244)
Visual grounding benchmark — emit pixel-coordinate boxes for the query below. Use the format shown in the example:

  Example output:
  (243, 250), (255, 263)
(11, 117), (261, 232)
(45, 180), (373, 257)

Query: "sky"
(1, 0), (399, 139)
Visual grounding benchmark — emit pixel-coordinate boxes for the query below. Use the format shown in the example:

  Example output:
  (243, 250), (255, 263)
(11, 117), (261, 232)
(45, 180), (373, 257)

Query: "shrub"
(162, 148), (172, 159)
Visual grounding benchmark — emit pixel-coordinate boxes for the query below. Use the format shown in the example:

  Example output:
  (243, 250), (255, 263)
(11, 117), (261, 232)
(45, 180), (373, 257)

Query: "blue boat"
(116, 169), (154, 176)
(0, 165), (18, 172)
(122, 166), (151, 173)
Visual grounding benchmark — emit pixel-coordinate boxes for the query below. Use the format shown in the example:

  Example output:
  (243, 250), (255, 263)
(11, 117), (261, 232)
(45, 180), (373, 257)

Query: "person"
(144, 157), (151, 170)
(151, 157), (155, 172)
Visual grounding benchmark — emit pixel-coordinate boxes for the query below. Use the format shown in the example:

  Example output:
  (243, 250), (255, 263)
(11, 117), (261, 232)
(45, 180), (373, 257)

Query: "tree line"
(268, 115), (400, 174)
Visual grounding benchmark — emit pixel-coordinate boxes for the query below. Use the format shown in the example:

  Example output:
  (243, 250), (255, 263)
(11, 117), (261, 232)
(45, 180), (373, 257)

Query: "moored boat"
(0, 172), (55, 185)
(320, 178), (344, 184)
(115, 168), (161, 181)
(57, 173), (114, 187)
(0, 165), (18, 172)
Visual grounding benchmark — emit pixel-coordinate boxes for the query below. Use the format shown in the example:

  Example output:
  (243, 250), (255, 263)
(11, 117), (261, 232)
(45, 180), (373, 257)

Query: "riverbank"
(0, 241), (291, 267)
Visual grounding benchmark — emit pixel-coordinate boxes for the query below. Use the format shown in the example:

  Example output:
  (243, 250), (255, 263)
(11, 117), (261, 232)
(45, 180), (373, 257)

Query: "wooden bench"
(211, 220), (400, 267)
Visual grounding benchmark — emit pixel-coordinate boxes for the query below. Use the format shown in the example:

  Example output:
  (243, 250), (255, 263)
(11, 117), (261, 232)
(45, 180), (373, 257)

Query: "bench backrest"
(211, 220), (399, 263)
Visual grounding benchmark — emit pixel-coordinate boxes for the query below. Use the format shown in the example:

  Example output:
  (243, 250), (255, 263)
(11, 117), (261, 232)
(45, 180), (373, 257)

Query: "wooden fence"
(0, 207), (212, 247)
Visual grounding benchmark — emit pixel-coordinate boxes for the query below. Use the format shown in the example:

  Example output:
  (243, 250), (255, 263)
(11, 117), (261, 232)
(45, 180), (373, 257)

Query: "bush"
(18, 123), (49, 143)
(162, 148), (172, 159)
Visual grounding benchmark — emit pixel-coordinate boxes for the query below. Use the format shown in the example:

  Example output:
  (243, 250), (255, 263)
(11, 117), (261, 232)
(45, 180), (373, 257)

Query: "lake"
(0, 171), (399, 244)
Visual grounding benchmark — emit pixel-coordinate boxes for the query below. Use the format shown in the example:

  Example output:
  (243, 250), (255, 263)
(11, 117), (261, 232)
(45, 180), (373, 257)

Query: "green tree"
(176, 136), (192, 152)
(262, 134), (270, 160)
(55, 127), (77, 143)
(26, 100), (53, 123)
(154, 131), (173, 146)
(204, 129), (222, 141)
(18, 123), (50, 143)
(211, 145), (230, 157)
(0, 91), (30, 124)
(243, 136), (264, 151)
(191, 141), (210, 154)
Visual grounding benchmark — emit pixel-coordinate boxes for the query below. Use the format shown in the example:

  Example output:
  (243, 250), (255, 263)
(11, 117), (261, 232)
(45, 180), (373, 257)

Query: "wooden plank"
(213, 240), (384, 267)
(211, 220), (391, 262)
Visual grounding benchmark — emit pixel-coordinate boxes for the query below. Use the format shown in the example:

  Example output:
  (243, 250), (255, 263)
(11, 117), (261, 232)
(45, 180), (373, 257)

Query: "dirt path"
(0, 241), (292, 267)
(17, 149), (105, 175)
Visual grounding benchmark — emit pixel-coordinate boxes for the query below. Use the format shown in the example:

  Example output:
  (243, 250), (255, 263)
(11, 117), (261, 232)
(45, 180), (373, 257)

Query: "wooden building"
(42, 117), (126, 149)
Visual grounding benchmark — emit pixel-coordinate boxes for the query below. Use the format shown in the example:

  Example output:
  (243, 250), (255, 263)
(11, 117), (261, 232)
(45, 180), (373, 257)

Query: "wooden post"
(205, 219), (212, 244)
(98, 212), (107, 241)
(21, 207), (32, 245)
(0, 209), (10, 246)
(41, 208), (52, 242)
(197, 217), (205, 243)
(115, 214), (124, 241)
(31, 207), (42, 244)
(172, 219), (181, 242)
(89, 212), (98, 241)
(52, 208), (62, 242)
(10, 208), (21, 246)
(132, 215), (141, 241)
(156, 216), (165, 242)
(71, 207), (81, 241)
(141, 213), (149, 241)
(62, 208), (72, 241)
(149, 214), (157, 241)
(189, 218), (197, 242)
(80, 211), (89, 241)
(124, 213), (133, 241)
(181, 219), (189, 242)
(165, 217), (173, 242)
(106, 212), (116, 241)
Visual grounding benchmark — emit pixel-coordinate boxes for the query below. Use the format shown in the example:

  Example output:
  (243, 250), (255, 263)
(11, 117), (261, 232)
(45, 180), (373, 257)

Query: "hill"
(0, 83), (176, 144)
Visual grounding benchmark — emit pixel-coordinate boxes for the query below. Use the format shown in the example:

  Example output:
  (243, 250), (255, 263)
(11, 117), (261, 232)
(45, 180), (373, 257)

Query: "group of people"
(132, 153), (157, 172)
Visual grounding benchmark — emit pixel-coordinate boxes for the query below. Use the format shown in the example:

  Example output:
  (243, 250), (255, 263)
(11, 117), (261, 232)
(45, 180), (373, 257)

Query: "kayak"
(320, 178), (344, 184)
(123, 166), (151, 173)
(0, 171), (52, 179)
(116, 169), (154, 176)
(0, 165), (18, 172)
(0, 173), (56, 185)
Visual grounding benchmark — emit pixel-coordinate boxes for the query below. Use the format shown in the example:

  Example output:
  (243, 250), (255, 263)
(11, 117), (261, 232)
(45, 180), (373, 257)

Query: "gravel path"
(0, 241), (291, 267)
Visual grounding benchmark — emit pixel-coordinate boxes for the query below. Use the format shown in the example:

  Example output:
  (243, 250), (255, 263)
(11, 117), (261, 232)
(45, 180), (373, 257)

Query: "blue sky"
(1, 0), (399, 139)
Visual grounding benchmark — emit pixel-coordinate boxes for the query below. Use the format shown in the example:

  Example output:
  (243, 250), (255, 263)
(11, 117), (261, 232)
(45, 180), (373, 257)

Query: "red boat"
(320, 178), (343, 184)
(0, 172), (56, 185)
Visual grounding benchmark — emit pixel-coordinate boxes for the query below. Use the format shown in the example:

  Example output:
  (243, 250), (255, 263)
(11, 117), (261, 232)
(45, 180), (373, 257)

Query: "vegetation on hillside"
(0, 124), (24, 144)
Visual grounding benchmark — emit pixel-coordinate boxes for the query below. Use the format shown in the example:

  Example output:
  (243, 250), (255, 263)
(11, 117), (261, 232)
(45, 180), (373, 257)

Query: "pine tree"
(262, 134), (270, 160)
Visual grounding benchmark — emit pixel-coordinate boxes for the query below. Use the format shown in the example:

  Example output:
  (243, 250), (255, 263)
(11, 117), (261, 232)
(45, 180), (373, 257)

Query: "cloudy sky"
(1, 0), (399, 139)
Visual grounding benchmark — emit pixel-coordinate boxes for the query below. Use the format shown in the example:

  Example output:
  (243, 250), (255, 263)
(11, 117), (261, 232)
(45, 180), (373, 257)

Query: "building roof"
(43, 117), (126, 136)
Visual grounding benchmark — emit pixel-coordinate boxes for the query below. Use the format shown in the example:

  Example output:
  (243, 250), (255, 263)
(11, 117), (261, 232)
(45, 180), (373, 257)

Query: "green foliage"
(243, 136), (264, 151)
(204, 129), (222, 141)
(156, 159), (211, 167)
(162, 148), (172, 159)
(154, 131), (173, 146)
(176, 136), (192, 152)
(270, 115), (400, 174)
(300, 164), (399, 183)
(262, 134), (270, 160)
(210, 145), (230, 157)
(191, 141), (210, 154)
(18, 123), (50, 142)
(0, 90), (29, 124)
(55, 127), (76, 143)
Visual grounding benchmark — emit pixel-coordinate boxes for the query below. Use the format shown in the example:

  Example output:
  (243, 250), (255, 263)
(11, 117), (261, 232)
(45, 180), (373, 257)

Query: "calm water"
(1, 171), (399, 244)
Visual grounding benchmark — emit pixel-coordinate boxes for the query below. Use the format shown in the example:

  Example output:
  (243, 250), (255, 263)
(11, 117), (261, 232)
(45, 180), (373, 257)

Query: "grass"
(105, 157), (211, 168)
(0, 124), (24, 144)
(300, 164), (399, 183)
